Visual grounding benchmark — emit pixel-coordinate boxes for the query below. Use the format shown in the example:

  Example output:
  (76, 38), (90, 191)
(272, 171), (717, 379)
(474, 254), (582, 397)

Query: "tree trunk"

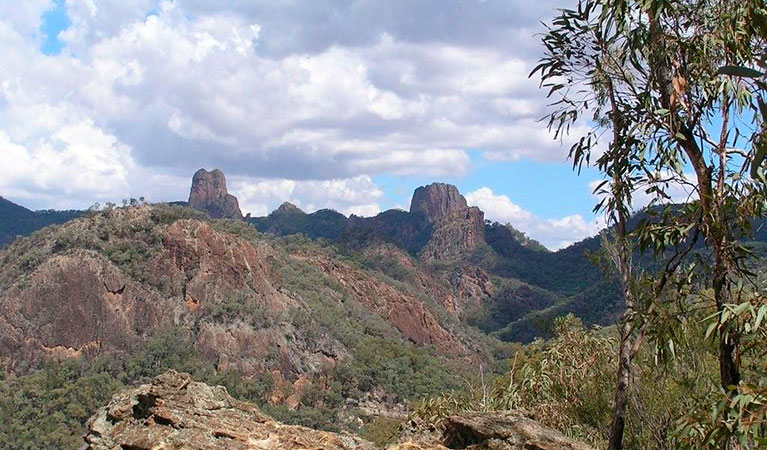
(604, 69), (635, 450)
(607, 220), (635, 450)
(647, 10), (741, 399)
(608, 304), (634, 450)
(714, 253), (740, 390)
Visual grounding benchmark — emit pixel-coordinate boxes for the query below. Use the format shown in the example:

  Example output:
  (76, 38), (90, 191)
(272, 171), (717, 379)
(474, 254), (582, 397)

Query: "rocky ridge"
(84, 370), (596, 450)
(0, 204), (479, 406)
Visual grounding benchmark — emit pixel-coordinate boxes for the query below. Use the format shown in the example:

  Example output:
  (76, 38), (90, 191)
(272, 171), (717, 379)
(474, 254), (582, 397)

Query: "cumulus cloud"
(466, 187), (604, 250)
(0, 0), (575, 212)
(231, 175), (383, 217)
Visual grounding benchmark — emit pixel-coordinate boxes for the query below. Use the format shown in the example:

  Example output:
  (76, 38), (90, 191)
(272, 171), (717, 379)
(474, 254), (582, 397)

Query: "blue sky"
(1, 0), (609, 249)
(39, 0), (68, 54)
(373, 155), (600, 219)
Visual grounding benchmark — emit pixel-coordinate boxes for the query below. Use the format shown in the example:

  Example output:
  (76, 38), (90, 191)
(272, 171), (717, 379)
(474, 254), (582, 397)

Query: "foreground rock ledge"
(84, 370), (374, 450)
(84, 370), (595, 450)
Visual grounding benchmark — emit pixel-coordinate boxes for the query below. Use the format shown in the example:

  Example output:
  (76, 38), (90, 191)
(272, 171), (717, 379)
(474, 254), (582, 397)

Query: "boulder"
(389, 412), (595, 450)
(441, 411), (595, 450)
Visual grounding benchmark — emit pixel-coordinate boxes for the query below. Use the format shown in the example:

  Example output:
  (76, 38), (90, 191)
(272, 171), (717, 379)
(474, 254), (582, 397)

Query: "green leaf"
(705, 321), (718, 340)
(716, 65), (765, 78)
(755, 305), (767, 330)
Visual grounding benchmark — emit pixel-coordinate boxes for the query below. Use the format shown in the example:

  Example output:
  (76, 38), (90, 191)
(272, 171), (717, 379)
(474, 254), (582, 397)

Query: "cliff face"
(420, 206), (485, 261)
(408, 183), (486, 261)
(410, 183), (469, 223)
(188, 169), (243, 219)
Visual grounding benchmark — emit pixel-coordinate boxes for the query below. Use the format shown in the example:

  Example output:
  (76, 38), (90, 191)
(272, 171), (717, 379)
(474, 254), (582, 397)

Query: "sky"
(0, 0), (614, 250)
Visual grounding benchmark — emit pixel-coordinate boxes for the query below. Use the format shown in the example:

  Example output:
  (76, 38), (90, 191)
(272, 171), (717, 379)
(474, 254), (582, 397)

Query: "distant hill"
(0, 196), (82, 247)
(12, 175), (758, 344)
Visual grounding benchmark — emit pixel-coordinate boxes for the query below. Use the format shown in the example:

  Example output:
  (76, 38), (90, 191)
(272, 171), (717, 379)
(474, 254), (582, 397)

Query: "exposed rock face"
(84, 370), (376, 450)
(408, 183), (487, 261)
(0, 208), (343, 380)
(393, 412), (595, 450)
(420, 207), (485, 261)
(0, 249), (175, 368)
(441, 412), (594, 450)
(410, 183), (468, 223)
(189, 169), (243, 219)
(295, 252), (466, 354)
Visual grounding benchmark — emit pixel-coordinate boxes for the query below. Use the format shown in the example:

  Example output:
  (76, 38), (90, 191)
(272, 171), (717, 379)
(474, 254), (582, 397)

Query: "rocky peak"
(409, 183), (486, 261)
(273, 201), (305, 216)
(188, 169), (243, 219)
(410, 183), (469, 222)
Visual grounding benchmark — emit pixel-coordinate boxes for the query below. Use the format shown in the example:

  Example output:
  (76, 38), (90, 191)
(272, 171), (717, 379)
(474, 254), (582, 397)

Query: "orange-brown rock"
(189, 168), (243, 219)
(440, 411), (595, 450)
(84, 370), (376, 450)
(0, 209), (343, 380)
(0, 249), (175, 371)
(83, 371), (595, 450)
(390, 412), (595, 450)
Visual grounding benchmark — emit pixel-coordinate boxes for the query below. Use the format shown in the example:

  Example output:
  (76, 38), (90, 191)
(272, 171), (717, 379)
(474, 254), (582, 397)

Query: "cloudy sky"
(0, 0), (613, 250)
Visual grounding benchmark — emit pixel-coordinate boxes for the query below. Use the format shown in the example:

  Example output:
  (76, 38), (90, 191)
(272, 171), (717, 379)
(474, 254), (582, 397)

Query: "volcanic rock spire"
(188, 169), (243, 219)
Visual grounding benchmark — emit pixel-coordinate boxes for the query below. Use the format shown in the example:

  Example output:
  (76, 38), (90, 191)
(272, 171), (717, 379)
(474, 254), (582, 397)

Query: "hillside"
(7, 174), (767, 447)
(0, 196), (81, 247)
(0, 178), (621, 344)
(247, 183), (618, 342)
(0, 202), (508, 447)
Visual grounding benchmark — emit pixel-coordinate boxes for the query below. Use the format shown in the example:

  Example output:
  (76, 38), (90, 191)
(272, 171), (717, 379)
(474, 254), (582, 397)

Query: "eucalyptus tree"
(534, 3), (649, 449)
(534, 0), (767, 447)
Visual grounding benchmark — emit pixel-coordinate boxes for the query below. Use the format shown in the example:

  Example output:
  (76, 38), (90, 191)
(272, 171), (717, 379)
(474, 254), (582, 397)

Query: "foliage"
(0, 196), (81, 248)
(533, 0), (767, 446)
(413, 314), (738, 449)
(359, 416), (405, 449)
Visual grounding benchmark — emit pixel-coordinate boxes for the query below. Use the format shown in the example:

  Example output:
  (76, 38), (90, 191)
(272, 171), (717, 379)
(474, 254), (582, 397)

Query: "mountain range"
(8, 168), (767, 447)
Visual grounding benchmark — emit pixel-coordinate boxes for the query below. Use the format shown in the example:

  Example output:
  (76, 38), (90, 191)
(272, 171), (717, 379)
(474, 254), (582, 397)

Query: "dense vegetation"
(0, 197), (80, 247)
(412, 313), (755, 450)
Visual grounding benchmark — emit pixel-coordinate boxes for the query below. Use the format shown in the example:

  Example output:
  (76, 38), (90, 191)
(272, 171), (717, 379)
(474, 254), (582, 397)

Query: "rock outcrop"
(410, 183), (468, 223)
(0, 207), (343, 379)
(294, 251), (467, 354)
(84, 371), (595, 450)
(409, 183), (486, 261)
(420, 207), (485, 261)
(189, 169), (243, 219)
(393, 412), (595, 450)
(84, 370), (376, 450)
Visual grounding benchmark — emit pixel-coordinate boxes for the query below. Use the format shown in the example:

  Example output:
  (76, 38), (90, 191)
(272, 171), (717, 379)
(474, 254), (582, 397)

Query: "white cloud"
(231, 175), (383, 217)
(466, 187), (604, 250)
(0, 0), (575, 213)
(0, 122), (134, 206)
